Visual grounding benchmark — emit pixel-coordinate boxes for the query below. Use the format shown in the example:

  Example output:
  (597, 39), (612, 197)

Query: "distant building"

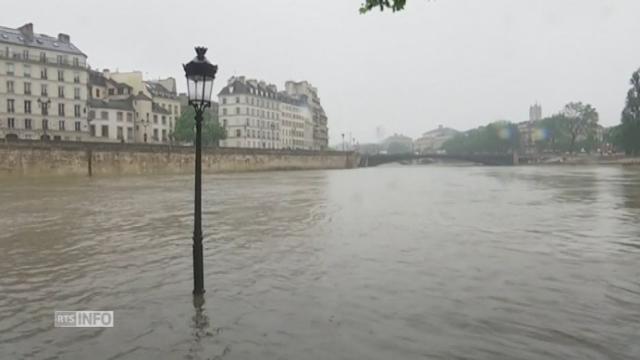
(414, 125), (458, 153)
(0, 23), (90, 141)
(100, 71), (180, 143)
(217, 76), (281, 149)
(279, 91), (312, 150)
(285, 81), (328, 150)
(519, 103), (543, 154)
(217, 76), (320, 150)
(529, 103), (542, 122)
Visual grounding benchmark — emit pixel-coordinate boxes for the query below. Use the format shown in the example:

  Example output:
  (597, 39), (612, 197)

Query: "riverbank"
(0, 140), (360, 177)
(527, 154), (640, 166)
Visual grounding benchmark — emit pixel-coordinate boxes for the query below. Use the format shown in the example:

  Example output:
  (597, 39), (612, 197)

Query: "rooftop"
(88, 98), (134, 112)
(0, 23), (85, 57)
(218, 76), (279, 98)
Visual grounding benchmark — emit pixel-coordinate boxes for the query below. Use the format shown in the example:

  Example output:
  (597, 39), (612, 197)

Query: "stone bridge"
(359, 152), (518, 167)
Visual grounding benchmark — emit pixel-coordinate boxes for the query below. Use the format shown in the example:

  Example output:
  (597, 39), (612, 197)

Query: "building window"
(39, 52), (46, 62)
(22, 49), (29, 60)
(126, 112), (133, 122)
(162, 116), (166, 125)
(117, 126), (123, 140)
(74, 87), (80, 100)
(73, 57), (79, 67)
(40, 67), (47, 79)
(57, 55), (64, 65)
(222, 119), (227, 128)
(236, 107), (240, 115)
(41, 84), (48, 96)
(74, 121), (81, 132)
(41, 102), (48, 116)
(117, 112), (123, 121)
(25, 118), (32, 129)
(57, 70), (64, 81)
(162, 129), (166, 141)
(6, 80), (14, 93)
(59, 120), (65, 131)
(174, 106), (178, 115)
(90, 125), (96, 136)
(58, 85), (65, 98)
(6, 63), (14, 75)
(58, 103), (65, 116)
(153, 114), (158, 124)
(96, 89), (100, 98)
(153, 129), (158, 140)
(73, 72), (80, 83)
(74, 105), (81, 118)
(236, 97), (240, 103)
(101, 125), (109, 137)
(24, 82), (31, 95)
(127, 127), (133, 140)
(7, 118), (15, 129)
(108, 88), (114, 96)
(23, 64), (31, 78)
(222, 108), (227, 115)
(222, 98), (227, 104)
(42, 119), (49, 130)
(24, 100), (31, 114)
(7, 99), (15, 113)
(236, 129), (241, 137)
(101, 111), (108, 120)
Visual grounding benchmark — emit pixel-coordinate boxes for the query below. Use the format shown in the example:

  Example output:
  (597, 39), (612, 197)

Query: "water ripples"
(1, 166), (639, 359)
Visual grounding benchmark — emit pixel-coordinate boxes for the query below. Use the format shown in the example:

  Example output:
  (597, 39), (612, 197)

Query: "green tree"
(561, 102), (599, 153)
(616, 68), (640, 154)
(174, 107), (226, 146)
(360, 0), (407, 13)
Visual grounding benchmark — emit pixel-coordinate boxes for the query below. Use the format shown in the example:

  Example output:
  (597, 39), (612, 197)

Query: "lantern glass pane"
(186, 77), (197, 102)
(203, 77), (214, 103)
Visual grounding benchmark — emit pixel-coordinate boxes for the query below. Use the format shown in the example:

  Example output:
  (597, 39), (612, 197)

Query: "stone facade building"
(217, 76), (324, 150)
(0, 23), (89, 141)
(88, 70), (179, 143)
(285, 81), (328, 150)
(218, 76), (282, 149)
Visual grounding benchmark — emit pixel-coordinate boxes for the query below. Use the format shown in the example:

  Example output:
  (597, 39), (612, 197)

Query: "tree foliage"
(174, 107), (226, 147)
(442, 121), (519, 155)
(360, 0), (407, 13)
(615, 68), (640, 154)
(561, 102), (599, 153)
(533, 104), (599, 154)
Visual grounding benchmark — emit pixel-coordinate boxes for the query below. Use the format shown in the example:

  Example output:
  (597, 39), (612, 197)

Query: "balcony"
(0, 51), (88, 70)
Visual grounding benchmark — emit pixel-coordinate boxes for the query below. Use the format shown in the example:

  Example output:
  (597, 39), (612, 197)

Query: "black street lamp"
(183, 47), (218, 296)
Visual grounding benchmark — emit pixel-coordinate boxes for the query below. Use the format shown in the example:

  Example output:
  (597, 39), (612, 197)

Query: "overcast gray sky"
(4, 0), (640, 144)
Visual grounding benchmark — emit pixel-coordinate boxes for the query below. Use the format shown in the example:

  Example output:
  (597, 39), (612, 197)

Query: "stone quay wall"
(0, 141), (360, 177)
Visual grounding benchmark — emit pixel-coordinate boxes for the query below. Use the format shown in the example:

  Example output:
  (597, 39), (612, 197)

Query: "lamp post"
(183, 47), (218, 296)
(341, 133), (345, 151)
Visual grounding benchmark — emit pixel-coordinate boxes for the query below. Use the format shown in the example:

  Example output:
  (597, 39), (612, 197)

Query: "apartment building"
(284, 81), (328, 150)
(279, 92), (311, 149)
(89, 70), (179, 143)
(0, 23), (89, 141)
(218, 76), (281, 149)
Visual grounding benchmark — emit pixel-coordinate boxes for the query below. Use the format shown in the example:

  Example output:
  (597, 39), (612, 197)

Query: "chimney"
(18, 23), (34, 41)
(58, 33), (70, 43)
(102, 68), (110, 78)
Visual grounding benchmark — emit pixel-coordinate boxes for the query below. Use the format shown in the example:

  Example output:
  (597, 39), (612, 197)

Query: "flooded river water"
(1, 165), (639, 359)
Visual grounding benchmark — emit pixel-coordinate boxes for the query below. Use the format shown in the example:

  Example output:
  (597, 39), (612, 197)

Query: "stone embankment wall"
(0, 141), (359, 177)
